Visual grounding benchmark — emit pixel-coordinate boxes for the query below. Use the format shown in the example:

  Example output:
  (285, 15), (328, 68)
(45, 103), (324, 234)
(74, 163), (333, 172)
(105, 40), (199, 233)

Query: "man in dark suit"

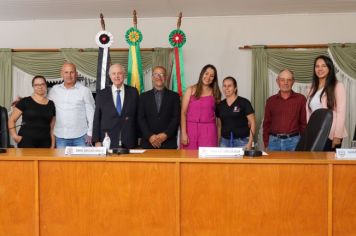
(138, 66), (180, 149)
(92, 64), (139, 149)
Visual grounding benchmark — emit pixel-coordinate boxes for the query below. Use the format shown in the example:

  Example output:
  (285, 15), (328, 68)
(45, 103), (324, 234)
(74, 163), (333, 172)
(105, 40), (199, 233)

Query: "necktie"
(155, 90), (162, 112)
(116, 90), (122, 115)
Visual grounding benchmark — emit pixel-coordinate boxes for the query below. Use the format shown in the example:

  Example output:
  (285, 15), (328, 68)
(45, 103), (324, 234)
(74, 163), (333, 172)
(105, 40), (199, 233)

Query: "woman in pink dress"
(181, 64), (221, 149)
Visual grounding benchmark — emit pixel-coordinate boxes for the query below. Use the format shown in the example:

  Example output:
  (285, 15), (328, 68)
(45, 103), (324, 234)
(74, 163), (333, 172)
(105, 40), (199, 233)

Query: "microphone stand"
(244, 127), (262, 157)
(112, 130), (129, 154)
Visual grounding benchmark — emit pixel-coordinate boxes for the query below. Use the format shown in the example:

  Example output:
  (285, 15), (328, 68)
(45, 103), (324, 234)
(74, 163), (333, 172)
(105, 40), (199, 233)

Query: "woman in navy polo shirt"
(216, 76), (256, 149)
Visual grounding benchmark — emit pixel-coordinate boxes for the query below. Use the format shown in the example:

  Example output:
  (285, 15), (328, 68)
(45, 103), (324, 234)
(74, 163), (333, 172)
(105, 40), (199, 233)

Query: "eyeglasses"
(152, 73), (165, 78)
(33, 83), (46, 88)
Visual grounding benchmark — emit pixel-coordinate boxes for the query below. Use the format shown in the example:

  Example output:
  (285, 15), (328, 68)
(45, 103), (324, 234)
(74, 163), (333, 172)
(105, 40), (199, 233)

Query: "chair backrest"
(0, 106), (10, 148)
(295, 108), (333, 151)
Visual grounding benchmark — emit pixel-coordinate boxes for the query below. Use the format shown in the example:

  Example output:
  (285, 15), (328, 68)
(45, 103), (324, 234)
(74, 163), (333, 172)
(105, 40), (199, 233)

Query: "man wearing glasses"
(138, 66), (180, 149)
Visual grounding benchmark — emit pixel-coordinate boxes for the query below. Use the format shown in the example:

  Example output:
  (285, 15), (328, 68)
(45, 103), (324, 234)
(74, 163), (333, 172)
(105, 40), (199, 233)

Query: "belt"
(270, 132), (299, 139)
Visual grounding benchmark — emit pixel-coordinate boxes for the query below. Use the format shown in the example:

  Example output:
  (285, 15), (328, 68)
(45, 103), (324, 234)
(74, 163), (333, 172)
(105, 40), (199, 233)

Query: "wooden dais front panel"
(180, 163), (328, 236)
(0, 161), (37, 236)
(333, 165), (356, 236)
(39, 161), (177, 236)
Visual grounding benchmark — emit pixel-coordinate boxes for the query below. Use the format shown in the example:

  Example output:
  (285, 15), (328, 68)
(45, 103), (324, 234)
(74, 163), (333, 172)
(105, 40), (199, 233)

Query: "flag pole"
(133, 10), (137, 28)
(177, 12), (182, 29)
(100, 13), (105, 30)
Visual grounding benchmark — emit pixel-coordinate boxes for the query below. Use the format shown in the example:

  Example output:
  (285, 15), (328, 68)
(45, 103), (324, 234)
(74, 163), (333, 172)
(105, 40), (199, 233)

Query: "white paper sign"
(64, 146), (107, 156)
(335, 149), (356, 159)
(199, 147), (244, 158)
(129, 149), (146, 154)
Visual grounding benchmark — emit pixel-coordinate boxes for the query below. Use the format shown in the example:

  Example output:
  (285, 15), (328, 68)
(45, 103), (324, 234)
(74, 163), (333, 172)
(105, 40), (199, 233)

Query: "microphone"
(0, 122), (26, 153)
(111, 130), (129, 154)
(244, 127), (263, 157)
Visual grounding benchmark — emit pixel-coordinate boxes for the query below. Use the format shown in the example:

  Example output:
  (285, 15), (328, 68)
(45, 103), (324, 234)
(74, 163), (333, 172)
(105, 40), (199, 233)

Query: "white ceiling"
(1, 0), (356, 21)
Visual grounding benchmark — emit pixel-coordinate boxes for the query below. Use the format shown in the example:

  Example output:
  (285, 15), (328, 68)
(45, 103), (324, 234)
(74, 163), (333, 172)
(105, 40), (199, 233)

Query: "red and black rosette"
(95, 30), (113, 48)
(169, 29), (186, 48)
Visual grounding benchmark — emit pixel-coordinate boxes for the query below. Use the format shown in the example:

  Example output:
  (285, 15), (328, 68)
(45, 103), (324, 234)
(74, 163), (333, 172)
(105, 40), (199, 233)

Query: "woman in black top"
(216, 76), (256, 149)
(8, 75), (56, 148)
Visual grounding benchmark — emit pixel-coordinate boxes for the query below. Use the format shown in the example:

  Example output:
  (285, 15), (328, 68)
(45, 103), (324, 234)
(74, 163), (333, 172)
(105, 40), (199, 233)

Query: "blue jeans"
(56, 135), (87, 148)
(268, 135), (300, 151)
(220, 137), (249, 148)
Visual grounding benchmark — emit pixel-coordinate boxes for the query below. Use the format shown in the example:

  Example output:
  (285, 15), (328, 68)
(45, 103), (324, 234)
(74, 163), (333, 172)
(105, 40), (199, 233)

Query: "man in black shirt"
(138, 66), (180, 149)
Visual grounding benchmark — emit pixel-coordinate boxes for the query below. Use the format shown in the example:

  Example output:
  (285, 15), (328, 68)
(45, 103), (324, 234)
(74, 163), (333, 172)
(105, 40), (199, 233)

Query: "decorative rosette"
(95, 31), (113, 48)
(169, 29), (186, 48)
(125, 27), (143, 46)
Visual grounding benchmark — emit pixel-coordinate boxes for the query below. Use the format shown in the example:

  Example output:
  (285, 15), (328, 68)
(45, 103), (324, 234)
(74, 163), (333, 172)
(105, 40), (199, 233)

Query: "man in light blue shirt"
(48, 63), (95, 148)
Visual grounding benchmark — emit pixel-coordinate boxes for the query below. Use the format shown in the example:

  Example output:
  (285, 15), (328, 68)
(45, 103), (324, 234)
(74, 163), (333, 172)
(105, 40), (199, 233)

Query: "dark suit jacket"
(138, 88), (180, 149)
(92, 85), (139, 149)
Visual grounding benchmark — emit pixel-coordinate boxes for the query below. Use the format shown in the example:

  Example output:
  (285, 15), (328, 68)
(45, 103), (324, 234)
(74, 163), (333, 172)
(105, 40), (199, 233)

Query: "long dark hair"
(194, 64), (221, 103)
(308, 55), (337, 110)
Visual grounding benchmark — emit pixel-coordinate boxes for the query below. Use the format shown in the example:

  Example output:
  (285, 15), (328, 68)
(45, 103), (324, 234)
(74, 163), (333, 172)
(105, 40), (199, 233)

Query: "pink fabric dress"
(183, 95), (218, 149)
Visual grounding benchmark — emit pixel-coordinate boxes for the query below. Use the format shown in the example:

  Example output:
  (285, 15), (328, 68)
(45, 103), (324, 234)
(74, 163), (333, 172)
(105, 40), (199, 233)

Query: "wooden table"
(0, 149), (355, 236)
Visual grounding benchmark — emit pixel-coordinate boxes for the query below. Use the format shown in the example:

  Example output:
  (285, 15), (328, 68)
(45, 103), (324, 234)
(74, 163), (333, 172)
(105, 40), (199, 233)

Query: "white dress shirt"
(48, 82), (95, 139)
(111, 84), (125, 108)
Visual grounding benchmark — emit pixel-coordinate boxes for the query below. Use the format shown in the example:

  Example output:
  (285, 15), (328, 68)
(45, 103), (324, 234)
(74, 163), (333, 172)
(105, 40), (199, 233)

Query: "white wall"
(1, 13), (356, 99)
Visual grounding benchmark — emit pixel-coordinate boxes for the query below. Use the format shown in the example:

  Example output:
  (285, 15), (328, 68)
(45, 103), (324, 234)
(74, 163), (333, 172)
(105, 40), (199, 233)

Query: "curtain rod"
(238, 44), (347, 50)
(11, 48), (155, 52)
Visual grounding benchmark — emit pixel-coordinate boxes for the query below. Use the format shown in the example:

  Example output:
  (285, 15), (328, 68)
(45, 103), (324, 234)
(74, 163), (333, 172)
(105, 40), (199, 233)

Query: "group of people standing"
(263, 55), (347, 151)
(181, 64), (256, 150)
(8, 55), (347, 152)
(9, 63), (95, 148)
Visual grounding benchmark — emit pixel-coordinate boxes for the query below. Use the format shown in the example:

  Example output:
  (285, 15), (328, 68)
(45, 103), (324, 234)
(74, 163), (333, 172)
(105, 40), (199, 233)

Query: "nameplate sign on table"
(199, 147), (244, 158)
(335, 149), (356, 159)
(64, 147), (107, 156)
